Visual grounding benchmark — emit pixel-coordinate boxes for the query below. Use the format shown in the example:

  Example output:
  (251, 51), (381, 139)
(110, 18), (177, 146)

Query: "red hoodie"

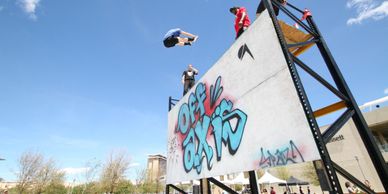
(234, 7), (251, 34)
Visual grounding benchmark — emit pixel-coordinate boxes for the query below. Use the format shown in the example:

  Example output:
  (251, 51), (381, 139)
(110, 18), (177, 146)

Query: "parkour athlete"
(229, 7), (251, 39)
(182, 64), (199, 96)
(163, 28), (199, 48)
(256, 0), (287, 18)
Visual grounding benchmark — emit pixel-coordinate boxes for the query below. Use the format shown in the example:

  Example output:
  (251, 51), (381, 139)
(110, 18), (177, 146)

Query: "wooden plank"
(293, 41), (315, 56)
(278, 20), (314, 56)
(313, 101), (347, 118)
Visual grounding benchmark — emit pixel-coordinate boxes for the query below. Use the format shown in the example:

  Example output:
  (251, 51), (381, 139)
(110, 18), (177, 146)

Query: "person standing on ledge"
(182, 64), (199, 96)
(229, 6), (251, 39)
(163, 28), (198, 48)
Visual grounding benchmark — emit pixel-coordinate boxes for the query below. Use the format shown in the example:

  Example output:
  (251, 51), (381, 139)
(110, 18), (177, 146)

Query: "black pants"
(257, 0), (283, 16)
(236, 27), (246, 39)
(183, 79), (195, 96)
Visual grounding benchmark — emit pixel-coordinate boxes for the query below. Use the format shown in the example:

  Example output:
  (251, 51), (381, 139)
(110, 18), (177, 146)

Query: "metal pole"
(354, 156), (366, 180)
(249, 171), (259, 194)
(169, 96), (172, 111)
(207, 179), (211, 194)
(200, 179), (204, 194)
(166, 184), (170, 194)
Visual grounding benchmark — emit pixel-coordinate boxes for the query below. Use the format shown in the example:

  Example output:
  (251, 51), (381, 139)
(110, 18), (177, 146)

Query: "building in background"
(0, 182), (17, 191)
(262, 97), (388, 194)
(147, 154), (166, 182)
(324, 101), (388, 193)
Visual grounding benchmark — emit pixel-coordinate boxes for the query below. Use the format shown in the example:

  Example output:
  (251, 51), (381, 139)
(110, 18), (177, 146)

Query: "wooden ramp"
(279, 20), (314, 56)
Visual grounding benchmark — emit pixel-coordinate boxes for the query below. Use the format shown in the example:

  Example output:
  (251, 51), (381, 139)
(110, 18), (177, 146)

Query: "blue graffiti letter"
(211, 99), (247, 161)
(177, 103), (190, 134)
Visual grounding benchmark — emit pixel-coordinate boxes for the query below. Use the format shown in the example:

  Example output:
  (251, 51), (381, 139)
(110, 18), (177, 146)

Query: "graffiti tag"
(258, 140), (305, 168)
(176, 76), (248, 174)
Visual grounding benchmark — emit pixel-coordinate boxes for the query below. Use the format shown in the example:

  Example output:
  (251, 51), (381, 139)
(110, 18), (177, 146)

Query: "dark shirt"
(183, 70), (197, 80)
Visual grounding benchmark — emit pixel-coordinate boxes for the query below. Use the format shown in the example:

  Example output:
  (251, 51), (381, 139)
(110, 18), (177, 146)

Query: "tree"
(73, 182), (102, 194)
(256, 169), (265, 179)
(33, 159), (65, 194)
(81, 159), (101, 194)
(133, 168), (164, 193)
(115, 180), (135, 194)
(275, 166), (290, 180)
(15, 151), (44, 194)
(15, 151), (65, 194)
(44, 182), (67, 194)
(100, 151), (131, 194)
(302, 162), (319, 186)
(134, 168), (147, 193)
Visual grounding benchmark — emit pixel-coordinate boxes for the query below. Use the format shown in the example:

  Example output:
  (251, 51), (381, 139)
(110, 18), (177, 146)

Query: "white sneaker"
(193, 36), (199, 42)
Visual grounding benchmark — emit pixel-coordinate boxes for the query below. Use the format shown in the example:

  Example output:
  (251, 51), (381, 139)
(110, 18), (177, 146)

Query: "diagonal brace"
(332, 162), (375, 194)
(292, 55), (349, 102)
(272, 0), (318, 37)
(323, 108), (354, 144)
(208, 177), (238, 194)
(168, 184), (188, 194)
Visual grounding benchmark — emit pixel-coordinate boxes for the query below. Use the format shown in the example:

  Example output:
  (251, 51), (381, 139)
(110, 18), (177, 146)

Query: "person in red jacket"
(270, 187), (276, 194)
(229, 6), (251, 39)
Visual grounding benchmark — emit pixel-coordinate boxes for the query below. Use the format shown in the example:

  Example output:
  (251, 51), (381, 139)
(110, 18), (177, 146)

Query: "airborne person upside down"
(163, 28), (199, 48)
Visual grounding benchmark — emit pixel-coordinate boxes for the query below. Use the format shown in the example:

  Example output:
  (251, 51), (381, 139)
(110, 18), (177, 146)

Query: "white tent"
(257, 171), (286, 184)
(230, 172), (250, 184)
(179, 179), (200, 185)
(221, 177), (235, 185)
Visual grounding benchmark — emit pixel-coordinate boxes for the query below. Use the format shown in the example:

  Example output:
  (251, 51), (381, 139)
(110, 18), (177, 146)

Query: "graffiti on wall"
(168, 135), (180, 164)
(175, 76), (248, 174)
(258, 140), (305, 168)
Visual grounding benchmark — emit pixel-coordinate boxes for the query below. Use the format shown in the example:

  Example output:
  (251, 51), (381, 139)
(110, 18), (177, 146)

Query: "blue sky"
(0, 0), (387, 182)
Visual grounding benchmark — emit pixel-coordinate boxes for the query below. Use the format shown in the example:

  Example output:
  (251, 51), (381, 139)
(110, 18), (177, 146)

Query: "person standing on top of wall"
(163, 28), (199, 48)
(229, 6), (251, 39)
(256, 0), (287, 18)
(182, 64), (199, 96)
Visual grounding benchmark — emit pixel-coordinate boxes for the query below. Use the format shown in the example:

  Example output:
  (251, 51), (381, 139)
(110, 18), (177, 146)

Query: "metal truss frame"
(166, 1), (388, 193)
(263, 0), (388, 193)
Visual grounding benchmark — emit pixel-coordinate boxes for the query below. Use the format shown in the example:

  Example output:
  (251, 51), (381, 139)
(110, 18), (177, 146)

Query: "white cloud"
(347, 0), (373, 9)
(347, 0), (388, 25)
(61, 167), (90, 175)
(384, 88), (388, 94)
(0, 6), (4, 12)
(18, 0), (41, 20)
(129, 162), (140, 168)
